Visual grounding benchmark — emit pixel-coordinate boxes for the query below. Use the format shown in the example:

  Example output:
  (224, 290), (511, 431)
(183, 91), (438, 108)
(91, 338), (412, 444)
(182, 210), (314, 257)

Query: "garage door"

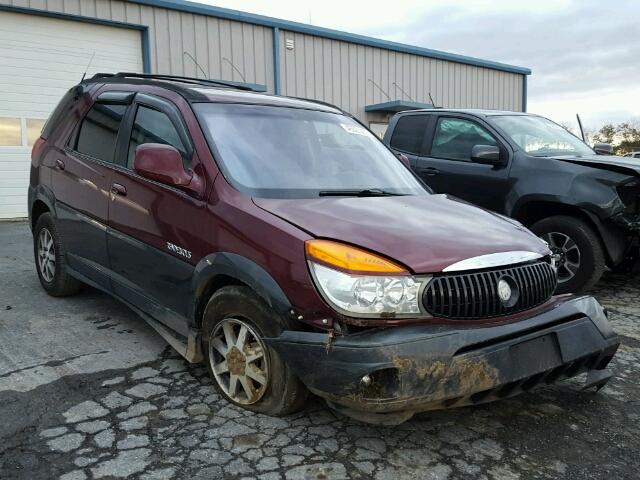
(0, 11), (143, 219)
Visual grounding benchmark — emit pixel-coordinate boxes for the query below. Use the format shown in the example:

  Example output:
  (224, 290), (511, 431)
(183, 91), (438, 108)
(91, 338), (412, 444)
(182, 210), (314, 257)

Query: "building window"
(0, 118), (22, 146)
(27, 119), (46, 146)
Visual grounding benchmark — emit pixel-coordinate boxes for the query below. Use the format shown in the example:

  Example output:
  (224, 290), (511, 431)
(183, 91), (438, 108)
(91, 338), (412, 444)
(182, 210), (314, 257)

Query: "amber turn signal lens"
(305, 239), (407, 274)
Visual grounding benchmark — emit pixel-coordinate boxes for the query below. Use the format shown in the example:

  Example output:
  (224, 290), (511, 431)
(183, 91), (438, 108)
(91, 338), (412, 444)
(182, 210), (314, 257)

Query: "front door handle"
(55, 159), (65, 170)
(418, 167), (440, 176)
(111, 183), (127, 196)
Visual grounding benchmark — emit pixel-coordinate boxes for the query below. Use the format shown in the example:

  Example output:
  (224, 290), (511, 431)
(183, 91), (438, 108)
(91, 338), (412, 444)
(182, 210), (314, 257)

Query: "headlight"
(616, 178), (640, 214)
(306, 240), (429, 318)
(309, 262), (426, 316)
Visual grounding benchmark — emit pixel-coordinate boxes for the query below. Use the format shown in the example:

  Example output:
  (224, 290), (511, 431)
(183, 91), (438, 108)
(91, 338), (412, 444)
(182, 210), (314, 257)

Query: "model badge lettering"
(167, 242), (192, 259)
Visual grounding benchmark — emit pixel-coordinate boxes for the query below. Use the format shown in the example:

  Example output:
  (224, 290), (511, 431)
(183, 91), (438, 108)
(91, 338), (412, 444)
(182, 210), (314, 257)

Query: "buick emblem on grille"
(498, 279), (512, 302)
(497, 276), (519, 307)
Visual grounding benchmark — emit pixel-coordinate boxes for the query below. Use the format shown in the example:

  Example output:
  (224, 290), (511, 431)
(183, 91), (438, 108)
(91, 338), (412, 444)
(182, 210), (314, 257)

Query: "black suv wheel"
(33, 213), (82, 296)
(531, 215), (605, 294)
(201, 286), (308, 415)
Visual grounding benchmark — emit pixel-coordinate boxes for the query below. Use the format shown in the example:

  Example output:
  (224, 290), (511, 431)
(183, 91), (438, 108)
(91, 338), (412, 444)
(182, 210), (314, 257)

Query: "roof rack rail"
(288, 95), (347, 115)
(90, 72), (255, 91)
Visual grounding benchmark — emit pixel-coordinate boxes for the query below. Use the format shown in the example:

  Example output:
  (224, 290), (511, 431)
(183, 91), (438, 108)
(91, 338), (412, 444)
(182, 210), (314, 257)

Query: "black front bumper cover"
(266, 296), (619, 418)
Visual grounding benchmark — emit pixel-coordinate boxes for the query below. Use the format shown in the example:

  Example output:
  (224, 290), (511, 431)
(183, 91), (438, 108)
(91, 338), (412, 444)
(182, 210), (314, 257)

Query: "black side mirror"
(471, 145), (504, 166)
(396, 152), (410, 168)
(593, 143), (613, 155)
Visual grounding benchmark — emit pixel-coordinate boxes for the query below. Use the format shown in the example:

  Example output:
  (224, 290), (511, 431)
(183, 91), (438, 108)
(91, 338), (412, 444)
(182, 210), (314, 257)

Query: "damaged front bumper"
(266, 296), (619, 422)
(612, 212), (640, 232)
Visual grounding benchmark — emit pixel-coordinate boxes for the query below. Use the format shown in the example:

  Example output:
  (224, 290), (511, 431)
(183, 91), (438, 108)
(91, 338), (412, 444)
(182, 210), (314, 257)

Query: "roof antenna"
(80, 52), (96, 81)
(367, 79), (390, 100)
(183, 51), (208, 78)
(428, 92), (439, 108)
(392, 81), (414, 101)
(576, 113), (586, 142)
(222, 57), (246, 82)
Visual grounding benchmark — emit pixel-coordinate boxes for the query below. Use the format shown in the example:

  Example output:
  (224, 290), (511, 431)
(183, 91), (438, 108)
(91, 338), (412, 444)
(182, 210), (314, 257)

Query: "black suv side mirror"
(471, 145), (504, 167)
(396, 152), (410, 168)
(593, 143), (613, 155)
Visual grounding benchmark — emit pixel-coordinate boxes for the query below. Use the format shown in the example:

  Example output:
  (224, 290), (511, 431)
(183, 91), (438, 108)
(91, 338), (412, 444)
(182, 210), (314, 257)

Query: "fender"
(28, 184), (58, 230)
(190, 252), (292, 327)
(510, 193), (629, 265)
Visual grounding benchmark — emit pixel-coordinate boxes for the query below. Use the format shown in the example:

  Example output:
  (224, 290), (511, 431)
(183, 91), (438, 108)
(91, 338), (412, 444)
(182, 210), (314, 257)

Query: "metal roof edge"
(129, 0), (532, 75)
(365, 100), (434, 112)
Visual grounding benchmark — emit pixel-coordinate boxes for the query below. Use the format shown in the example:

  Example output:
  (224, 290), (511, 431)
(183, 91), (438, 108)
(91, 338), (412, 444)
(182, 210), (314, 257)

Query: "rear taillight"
(31, 137), (45, 161)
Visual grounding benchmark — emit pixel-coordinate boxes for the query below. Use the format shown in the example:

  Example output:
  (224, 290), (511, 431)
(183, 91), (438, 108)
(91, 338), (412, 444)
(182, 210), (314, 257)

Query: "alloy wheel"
(38, 228), (56, 283)
(541, 231), (581, 283)
(208, 318), (269, 405)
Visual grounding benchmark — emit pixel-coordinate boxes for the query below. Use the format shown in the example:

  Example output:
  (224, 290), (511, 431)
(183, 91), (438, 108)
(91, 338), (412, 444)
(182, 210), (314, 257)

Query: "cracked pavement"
(1, 221), (639, 479)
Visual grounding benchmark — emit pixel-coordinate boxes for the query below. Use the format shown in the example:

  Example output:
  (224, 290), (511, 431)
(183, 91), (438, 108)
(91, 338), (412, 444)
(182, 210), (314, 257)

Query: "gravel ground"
(1, 220), (639, 480)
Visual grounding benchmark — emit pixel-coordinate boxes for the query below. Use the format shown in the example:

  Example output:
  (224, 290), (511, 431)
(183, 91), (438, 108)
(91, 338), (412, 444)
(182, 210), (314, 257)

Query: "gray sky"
(200, 0), (639, 131)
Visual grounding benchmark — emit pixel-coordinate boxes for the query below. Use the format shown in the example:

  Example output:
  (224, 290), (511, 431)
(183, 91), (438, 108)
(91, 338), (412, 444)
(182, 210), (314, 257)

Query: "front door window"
(431, 118), (497, 161)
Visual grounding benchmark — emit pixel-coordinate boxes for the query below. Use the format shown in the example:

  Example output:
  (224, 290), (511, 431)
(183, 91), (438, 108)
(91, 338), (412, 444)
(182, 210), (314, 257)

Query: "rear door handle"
(418, 167), (440, 176)
(55, 159), (65, 170)
(111, 183), (127, 196)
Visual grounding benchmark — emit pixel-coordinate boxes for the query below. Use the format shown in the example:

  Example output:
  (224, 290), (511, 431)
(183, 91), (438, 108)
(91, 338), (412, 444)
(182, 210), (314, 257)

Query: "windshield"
(492, 115), (594, 157)
(195, 103), (427, 198)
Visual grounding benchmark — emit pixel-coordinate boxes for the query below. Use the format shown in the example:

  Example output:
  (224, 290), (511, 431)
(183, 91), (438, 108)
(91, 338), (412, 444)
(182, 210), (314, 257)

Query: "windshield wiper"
(318, 188), (406, 197)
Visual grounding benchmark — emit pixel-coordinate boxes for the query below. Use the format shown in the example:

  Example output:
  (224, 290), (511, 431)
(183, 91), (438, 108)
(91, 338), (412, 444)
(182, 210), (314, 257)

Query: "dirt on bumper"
(265, 296), (619, 419)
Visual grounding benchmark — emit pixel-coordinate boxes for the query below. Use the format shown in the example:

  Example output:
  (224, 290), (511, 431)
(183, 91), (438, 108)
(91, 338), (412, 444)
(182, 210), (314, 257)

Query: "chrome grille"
(423, 261), (557, 320)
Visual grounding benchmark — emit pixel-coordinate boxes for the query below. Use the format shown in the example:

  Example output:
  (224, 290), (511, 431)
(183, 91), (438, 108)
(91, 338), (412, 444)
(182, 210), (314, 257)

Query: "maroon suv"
(29, 73), (619, 424)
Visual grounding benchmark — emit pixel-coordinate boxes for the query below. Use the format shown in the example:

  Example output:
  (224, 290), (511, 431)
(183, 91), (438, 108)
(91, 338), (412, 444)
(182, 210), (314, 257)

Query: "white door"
(0, 11), (144, 219)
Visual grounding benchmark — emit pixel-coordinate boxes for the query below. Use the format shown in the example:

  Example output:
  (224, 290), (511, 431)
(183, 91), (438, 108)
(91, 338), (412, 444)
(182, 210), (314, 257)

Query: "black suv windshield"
(492, 115), (594, 157)
(195, 103), (427, 198)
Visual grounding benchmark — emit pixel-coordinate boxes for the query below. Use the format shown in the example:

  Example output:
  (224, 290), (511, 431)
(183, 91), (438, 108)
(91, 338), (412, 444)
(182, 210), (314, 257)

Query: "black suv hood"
(553, 154), (640, 176)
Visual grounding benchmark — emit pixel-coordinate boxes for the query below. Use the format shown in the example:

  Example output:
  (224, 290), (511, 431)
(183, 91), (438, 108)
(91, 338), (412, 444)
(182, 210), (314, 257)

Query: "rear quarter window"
(389, 115), (429, 155)
(41, 87), (77, 140)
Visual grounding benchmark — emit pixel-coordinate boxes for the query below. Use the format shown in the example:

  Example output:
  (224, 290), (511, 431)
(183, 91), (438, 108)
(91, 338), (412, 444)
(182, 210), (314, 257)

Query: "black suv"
(384, 109), (640, 293)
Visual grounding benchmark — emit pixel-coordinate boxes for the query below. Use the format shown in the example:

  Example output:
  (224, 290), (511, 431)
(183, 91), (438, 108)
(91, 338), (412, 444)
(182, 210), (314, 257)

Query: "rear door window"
(127, 106), (189, 169)
(389, 115), (430, 155)
(431, 117), (497, 161)
(75, 102), (127, 163)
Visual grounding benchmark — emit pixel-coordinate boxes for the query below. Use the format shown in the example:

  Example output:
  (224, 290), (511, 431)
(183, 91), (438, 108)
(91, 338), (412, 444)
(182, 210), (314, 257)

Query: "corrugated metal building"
(0, 0), (530, 218)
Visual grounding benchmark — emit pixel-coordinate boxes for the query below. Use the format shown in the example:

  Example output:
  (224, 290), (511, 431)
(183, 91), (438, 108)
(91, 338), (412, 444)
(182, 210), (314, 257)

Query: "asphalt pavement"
(1, 220), (639, 480)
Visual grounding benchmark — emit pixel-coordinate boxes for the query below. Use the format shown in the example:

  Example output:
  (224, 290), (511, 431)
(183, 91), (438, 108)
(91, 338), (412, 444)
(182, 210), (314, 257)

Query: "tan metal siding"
(1, 0), (524, 116)
(279, 29), (523, 120)
(1, 0), (275, 92)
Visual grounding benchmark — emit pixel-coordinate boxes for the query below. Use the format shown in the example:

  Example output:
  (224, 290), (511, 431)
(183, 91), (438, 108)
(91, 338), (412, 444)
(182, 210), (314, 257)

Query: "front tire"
(201, 286), (308, 416)
(531, 215), (605, 294)
(33, 213), (82, 296)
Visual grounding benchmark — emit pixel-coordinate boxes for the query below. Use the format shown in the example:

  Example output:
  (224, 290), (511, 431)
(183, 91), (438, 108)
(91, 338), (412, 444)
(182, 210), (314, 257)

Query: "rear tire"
(201, 286), (308, 416)
(531, 215), (605, 294)
(33, 213), (82, 297)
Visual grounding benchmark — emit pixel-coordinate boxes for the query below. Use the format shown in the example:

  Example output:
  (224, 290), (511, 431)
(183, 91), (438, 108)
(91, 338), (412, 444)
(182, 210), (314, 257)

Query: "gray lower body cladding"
(265, 296), (619, 414)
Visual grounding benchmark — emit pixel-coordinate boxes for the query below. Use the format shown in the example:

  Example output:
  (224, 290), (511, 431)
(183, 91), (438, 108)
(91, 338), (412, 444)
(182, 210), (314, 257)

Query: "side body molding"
(190, 252), (293, 326)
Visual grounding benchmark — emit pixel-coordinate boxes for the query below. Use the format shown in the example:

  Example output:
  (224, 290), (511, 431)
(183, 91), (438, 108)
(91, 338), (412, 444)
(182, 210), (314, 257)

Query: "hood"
(253, 194), (549, 273)
(553, 154), (640, 176)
